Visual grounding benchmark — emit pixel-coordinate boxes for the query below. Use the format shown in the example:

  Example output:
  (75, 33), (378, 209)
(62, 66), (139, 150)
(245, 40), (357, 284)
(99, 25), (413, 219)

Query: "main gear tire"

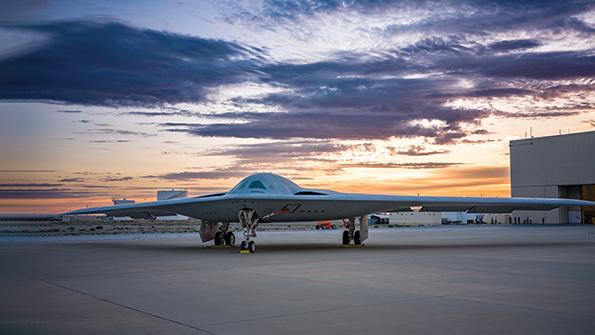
(224, 232), (236, 246)
(353, 230), (361, 245)
(342, 231), (350, 245)
(214, 231), (224, 246)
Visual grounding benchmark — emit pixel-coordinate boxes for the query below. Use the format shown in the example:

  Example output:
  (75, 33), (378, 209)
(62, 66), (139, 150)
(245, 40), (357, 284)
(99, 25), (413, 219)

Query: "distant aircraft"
(67, 173), (594, 253)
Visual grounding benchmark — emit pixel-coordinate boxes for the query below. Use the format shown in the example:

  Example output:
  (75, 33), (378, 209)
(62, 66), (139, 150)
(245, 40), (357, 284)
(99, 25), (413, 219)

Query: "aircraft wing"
(64, 194), (229, 219)
(65, 192), (594, 222)
(267, 193), (593, 217)
(349, 194), (591, 213)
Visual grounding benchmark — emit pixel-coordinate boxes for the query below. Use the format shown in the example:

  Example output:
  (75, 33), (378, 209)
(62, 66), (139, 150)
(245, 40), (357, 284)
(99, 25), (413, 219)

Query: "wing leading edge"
(65, 173), (595, 221)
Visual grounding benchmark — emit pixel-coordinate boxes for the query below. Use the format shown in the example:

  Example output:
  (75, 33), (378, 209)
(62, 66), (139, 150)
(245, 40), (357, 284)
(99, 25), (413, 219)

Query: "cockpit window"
(248, 180), (266, 190)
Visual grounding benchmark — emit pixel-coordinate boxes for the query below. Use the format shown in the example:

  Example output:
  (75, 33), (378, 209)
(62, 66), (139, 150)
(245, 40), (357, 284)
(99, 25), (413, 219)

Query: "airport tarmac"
(1, 225), (595, 334)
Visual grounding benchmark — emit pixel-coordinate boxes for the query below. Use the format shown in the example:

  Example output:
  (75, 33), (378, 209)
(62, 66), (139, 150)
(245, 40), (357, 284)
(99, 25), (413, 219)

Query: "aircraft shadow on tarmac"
(76, 240), (594, 254)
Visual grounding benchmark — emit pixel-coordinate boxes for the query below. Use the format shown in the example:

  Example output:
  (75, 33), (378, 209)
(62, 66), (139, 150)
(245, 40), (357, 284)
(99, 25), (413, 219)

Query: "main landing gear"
(342, 216), (368, 246)
(214, 222), (236, 247)
(239, 208), (259, 253)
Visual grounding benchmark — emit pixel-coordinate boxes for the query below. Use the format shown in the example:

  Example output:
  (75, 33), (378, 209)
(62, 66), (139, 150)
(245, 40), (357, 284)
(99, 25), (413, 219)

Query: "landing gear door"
(360, 215), (369, 242)
(199, 221), (217, 242)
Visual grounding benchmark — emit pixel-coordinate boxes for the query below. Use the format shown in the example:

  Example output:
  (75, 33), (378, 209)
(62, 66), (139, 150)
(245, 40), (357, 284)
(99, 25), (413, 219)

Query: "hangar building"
(510, 130), (595, 224)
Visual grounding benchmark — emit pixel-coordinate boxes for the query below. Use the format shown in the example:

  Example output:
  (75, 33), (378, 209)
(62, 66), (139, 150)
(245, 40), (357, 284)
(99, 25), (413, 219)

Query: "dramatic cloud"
(2, 17), (594, 145)
(160, 38), (591, 143)
(0, 20), (262, 107)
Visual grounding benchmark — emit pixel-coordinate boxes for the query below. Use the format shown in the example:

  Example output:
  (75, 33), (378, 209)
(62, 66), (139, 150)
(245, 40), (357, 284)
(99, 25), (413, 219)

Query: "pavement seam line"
(45, 281), (218, 335)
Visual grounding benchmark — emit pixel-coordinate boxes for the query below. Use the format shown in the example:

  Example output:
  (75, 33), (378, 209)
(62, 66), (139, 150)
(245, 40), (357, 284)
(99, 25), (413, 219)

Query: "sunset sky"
(1, 0), (594, 213)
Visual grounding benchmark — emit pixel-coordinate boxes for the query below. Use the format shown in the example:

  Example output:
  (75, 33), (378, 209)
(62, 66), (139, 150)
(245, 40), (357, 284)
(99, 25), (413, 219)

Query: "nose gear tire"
(248, 241), (256, 253)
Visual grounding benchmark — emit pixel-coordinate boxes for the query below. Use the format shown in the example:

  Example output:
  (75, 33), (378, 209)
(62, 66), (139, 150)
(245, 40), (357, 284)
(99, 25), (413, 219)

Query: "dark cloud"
(457, 88), (535, 98)
(146, 170), (248, 181)
(209, 140), (347, 158)
(392, 145), (450, 156)
(101, 176), (133, 182)
(58, 178), (86, 183)
(155, 38), (591, 143)
(77, 127), (155, 137)
(342, 162), (463, 169)
(487, 39), (542, 52)
(0, 169), (56, 173)
(56, 109), (82, 113)
(379, 1), (593, 38)
(0, 189), (96, 199)
(89, 140), (132, 143)
(474, 51), (595, 80)
(540, 84), (595, 99)
(125, 110), (196, 117)
(161, 77), (491, 144)
(0, 183), (62, 187)
(471, 129), (490, 135)
(79, 185), (113, 189)
(147, 140), (354, 181)
(0, 20), (262, 107)
(460, 138), (499, 144)
(492, 110), (582, 119)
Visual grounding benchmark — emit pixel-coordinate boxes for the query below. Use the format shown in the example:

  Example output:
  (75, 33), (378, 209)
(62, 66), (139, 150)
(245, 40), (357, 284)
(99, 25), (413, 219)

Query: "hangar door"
(582, 185), (595, 224)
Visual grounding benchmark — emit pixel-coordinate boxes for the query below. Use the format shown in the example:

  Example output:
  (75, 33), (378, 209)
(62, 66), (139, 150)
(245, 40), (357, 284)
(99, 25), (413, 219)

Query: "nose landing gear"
(239, 208), (259, 253)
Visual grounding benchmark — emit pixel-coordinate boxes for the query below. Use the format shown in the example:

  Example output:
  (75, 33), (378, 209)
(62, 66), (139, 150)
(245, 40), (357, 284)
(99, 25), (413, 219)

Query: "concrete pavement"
(1, 225), (595, 334)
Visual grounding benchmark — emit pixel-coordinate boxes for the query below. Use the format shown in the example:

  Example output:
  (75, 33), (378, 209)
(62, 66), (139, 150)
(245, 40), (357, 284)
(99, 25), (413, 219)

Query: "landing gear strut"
(342, 216), (368, 246)
(239, 209), (259, 253)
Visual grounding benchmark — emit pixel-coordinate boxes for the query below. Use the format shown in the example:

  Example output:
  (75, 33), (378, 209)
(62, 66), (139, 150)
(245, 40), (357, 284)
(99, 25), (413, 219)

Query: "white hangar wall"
(510, 130), (595, 224)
